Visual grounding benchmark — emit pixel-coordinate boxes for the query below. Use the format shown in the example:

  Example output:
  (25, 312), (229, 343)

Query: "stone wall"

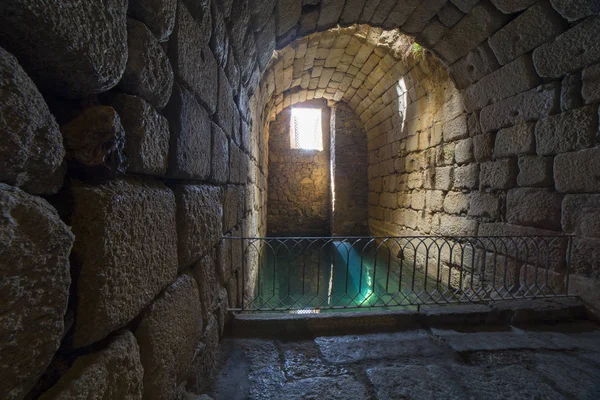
(267, 100), (331, 236)
(2, 1), (600, 399)
(331, 103), (369, 235)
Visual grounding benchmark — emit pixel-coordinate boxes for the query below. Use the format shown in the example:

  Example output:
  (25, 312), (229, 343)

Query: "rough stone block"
(490, 0), (538, 13)
(567, 237), (600, 277)
(210, 0), (228, 66)
(118, 18), (174, 110)
(433, 167), (453, 191)
(468, 191), (500, 219)
(380, 192), (398, 209)
(488, 2), (565, 65)
(582, 63), (600, 104)
(70, 178), (178, 348)
(480, 159), (517, 190)
(211, 123), (229, 184)
(443, 114), (468, 142)
(317, 0), (346, 30)
(0, 0), (128, 98)
(0, 47), (65, 195)
(506, 188), (564, 231)
(494, 122), (535, 158)
(454, 164), (479, 189)
(181, 0), (212, 45)
(194, 250), (220, 320)
(169, 3), (218, 114)
(426, 190), (445, 212)
(129, 0), (177, 42)
(444, 191), (471, 214)
(463, 55), (541, 112)
(517, 156), (554, 187)
(533, 16), (600, 78)
(550, 0), (600, 22)
(455, 138), (474, 164)
(535, 105), (598, 155)
(473, 132), (494, 162)
(433, 1), (510, 64)
(436, 214), (479, 236)
(555, 147), (600, 193)
(61, 106), (127, 178)
(135, 274), (203, 400)
(38, 331), (143, 400)
(277, 0), (302, 36)
(449, 43), (500, 90)
(174, 184), (223, 268)
(562, 194), (600, 238)
(111, 93), (169, 176)
(561, 72), (583, 111)
(480, 82), (560, 133)
(0, 185), (74, 400)
(165, 84), (212, 180)
(255, 16), (277, 70)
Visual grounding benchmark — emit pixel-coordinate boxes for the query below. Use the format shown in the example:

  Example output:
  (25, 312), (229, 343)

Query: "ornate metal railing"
(225, 236), (572, 312)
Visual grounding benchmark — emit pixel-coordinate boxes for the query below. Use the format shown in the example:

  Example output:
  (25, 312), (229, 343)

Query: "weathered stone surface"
(0, 185), (73, 400)
(488, 2), (565, 65)
(174, 184), (222, 268)
(217, 69), (234, 138)
(181, 0), (212, 44)
(480, 159), (517, 190)
(433, 2), (510, 64)
(463, 55), (540, 112)
(281, 375), (369, 399)
(480, 83), (559, 133)
(0, 0), (128, 98)
(317, 0), (346, 30)
(468, 191), (500, 219)
(449, 43), (500, 90)
(555, 147), (600, 193)
(518, 156), (554, 187)
(453, 164), (479, 189)
(450, 0), (480, 13)
(550, 0), (600, 22)
(194, 251), (220, 320)
(255, 17), (276, 71)
(582, 63), (600, 104)
(135, 274), (203, 400)
(533, 16), (600, 78)
(507, 188), (564, 230)
(118, 18), (174, 110)
(208, 0), (228, 67)
(111, 93), (169, 176)
(436, 214), (479, 236)
(444, 191), (470, 214)
(0, 47), (65, 195)
(129, 0), (177, 42)
(211, 123), (229, 184)
(188, 315), (221, 394)
(562, 195), (600, 238)
(165, 84), (212, 180)
(473, 132), (494, 162)
(70, 178), (177, 348)
(535, 105), (598, 155)
(454, 138), (474, 164)
(277, 0), (302, 36)
(61, 106), (127, 178)
(442, 114), (468, 142)
(39, 331), (143, 400)
(561, 72), (583, 111)
(169, 3), (218, 114)
(250, 0), (276, 31)
(490, 0), (538, 14)
(494, 122), (535, 158)
(569, 237), (600, 278)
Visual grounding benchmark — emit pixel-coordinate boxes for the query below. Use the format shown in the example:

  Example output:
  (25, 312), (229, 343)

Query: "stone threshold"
(230, 297), (592, 339)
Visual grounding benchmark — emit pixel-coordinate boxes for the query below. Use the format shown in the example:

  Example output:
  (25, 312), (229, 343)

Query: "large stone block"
(444, 191), (471, 214)
(70, 178), (178, 347)
(211, 123), (229, 184)
(61, 106), (127, 179)
(216, 69), (234, 138)
(533, 16), (600, 78)
(436, 214), (478, 236)
(561, 72), (584, 111)
(473, 132), (494, 161)
(453, 164), (479, 189)
(562, 195), (600, 238)
(0, 47), (65, 194)
(209, 0), (228, 67)
(0, 0), (128, 98)
(506, 188), (564, 231)
(480, 159), (517, 190)
(250, 0), (276, 30)
(277, 0), (301, 36)
(317, 0), (346, 30)
(468, 191), (500, 219)
(488, 2), (565, 65)
(449, 43), (500, 90)
(194, 250), (220, 320)
(181, 0), (212, 45)
(118, 18), (174, 111)
(433, 1), (510, 64)
(0, 185), (74, 400)
(174, 185), (223, 268)
(517, 156), (554, 187)
(129, 0), (177, 42)
(39, 331), (143, 400)
(555, 147), (600, 193)
(568, 237), (600, 278)
(490, 0), (537, 14)
(494, 122), (535, 158)
(111, 94), (169, 176)
(187, 315), (220, 394)
(135, 274), (203, 400)
(480, 82), (560, 133)
(165, 84), (212, 180)
(550, 0), (600, 22)
(582, 63), (600, 104)
(535, 105), (598, 155)
(169, 3), (218, 114)
(454, 138), (474, 164)
(463, 55), (541, 112)
(442, 114), (468, 142)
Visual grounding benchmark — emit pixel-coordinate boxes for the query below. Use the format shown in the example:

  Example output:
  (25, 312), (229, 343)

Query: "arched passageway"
(1, 1), (599, 399)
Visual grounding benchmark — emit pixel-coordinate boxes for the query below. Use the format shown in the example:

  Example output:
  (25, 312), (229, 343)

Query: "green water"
(251, 240), (445, 312)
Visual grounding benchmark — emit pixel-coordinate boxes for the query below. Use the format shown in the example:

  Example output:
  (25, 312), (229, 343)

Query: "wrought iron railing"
(226, 236), (572, 312)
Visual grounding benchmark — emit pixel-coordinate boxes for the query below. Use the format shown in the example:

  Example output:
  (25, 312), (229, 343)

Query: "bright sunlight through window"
(290, 108), (323, 150)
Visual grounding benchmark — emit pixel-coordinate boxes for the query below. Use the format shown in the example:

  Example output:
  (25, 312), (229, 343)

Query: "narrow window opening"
(290, 108), (323, 150)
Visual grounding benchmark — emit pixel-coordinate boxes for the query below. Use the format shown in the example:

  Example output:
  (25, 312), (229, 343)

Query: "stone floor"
(208, 321), (600, 400)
